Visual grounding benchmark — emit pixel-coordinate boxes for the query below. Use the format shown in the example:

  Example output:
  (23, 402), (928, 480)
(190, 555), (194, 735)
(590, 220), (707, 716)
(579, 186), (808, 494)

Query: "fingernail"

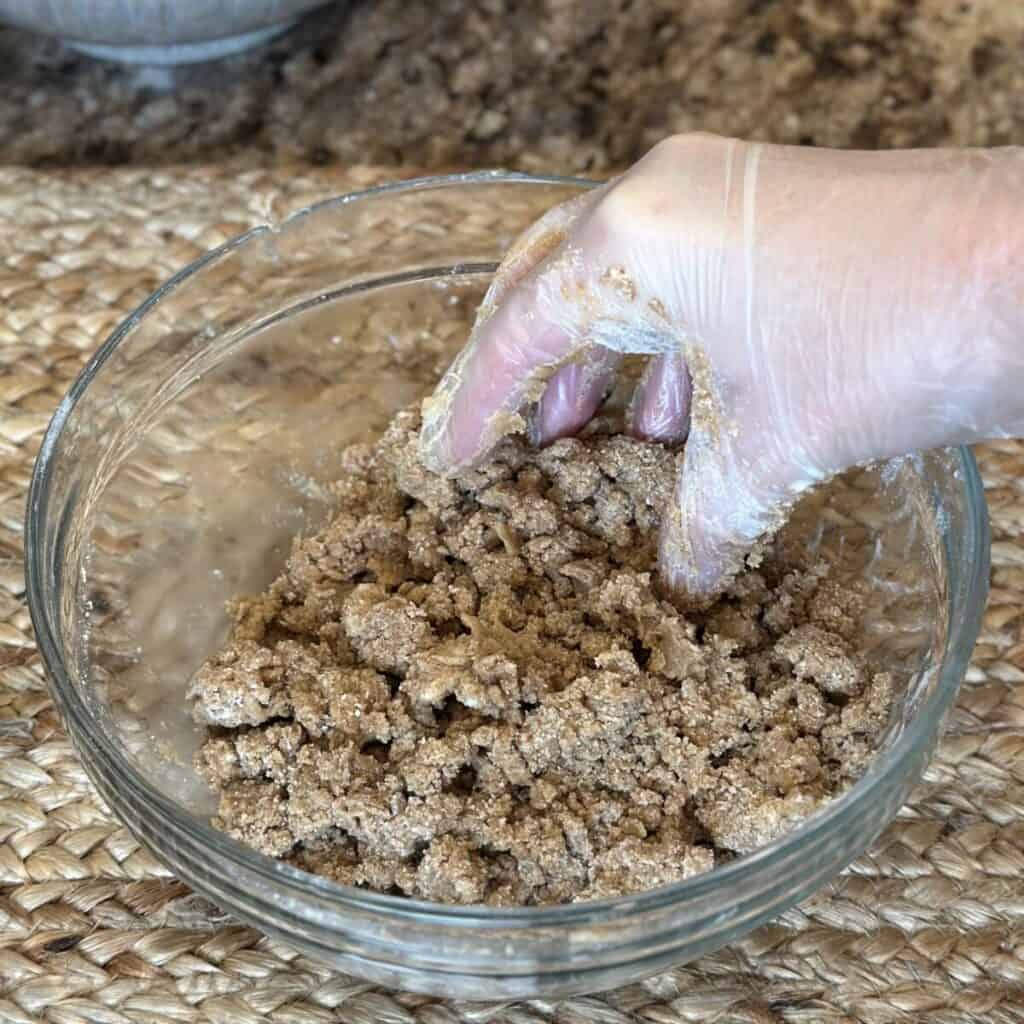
(536, 362), (585, 445)
(631, 353), (691, 444)
(419, 365), (468, 472)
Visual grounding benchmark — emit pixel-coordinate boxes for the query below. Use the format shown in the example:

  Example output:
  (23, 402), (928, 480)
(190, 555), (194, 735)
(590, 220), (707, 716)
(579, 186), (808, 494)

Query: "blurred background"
(1, 0), (1021, 173)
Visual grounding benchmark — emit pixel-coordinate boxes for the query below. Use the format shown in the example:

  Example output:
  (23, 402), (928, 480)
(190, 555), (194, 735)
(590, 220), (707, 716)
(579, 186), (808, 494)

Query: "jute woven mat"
(0, 163), (1022, 1023)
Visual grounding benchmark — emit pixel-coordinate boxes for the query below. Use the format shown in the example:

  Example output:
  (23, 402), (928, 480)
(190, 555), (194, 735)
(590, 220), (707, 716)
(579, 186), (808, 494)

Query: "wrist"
(838, 151), (1024, 461)
(925, 159), (1024, 447)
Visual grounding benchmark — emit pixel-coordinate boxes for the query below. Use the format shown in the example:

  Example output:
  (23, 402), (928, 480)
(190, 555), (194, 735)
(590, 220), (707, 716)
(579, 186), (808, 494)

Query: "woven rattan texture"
(1, 164), (1023, 1023)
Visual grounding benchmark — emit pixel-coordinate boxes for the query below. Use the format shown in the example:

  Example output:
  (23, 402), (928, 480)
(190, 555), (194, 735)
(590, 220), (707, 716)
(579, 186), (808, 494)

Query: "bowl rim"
(25, 169), (991, 926)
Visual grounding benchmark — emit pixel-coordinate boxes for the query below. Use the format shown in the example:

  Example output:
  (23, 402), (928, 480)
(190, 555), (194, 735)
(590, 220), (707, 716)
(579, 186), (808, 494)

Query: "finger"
(419, 247), (585, 471)
(487, 189), (604, 308)
(535, 345), (622, 446)
(420, 192), (606, 472)
(628, 351), (691, 444)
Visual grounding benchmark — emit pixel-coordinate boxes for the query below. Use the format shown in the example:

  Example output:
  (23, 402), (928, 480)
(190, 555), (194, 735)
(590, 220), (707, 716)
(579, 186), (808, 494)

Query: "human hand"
(421, 135), (1024, 600)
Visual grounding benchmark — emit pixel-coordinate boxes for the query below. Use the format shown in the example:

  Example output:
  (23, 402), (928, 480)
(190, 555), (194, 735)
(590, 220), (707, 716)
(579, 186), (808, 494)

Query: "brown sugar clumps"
(774, 624), (863, 697)
(342, 585), (435, 674)
(188, 640), (291, 728)
(190, 406), (895, 905)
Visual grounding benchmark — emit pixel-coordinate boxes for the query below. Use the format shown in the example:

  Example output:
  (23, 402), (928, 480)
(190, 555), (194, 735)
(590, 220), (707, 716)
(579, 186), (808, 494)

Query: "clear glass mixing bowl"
(26, 172), (990, 999)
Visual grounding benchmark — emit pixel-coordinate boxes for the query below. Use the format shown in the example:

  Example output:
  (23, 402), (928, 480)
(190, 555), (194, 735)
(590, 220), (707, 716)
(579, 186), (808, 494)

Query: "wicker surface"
(1, 163), (1023, 1023)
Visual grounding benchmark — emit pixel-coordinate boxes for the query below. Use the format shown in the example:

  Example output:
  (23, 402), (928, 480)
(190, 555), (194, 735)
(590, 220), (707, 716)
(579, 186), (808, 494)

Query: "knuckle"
(589, 132), (733, 242)
(642, 131), (728, 168)
(589, 173), (662, 241)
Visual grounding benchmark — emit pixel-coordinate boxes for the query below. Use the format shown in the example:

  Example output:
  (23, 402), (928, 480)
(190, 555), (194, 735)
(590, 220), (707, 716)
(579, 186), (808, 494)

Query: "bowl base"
(66, 22), (293, 65)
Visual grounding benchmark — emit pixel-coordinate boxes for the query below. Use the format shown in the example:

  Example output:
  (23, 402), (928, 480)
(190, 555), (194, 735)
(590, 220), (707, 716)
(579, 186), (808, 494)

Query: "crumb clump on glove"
(190, 406), (893, 905)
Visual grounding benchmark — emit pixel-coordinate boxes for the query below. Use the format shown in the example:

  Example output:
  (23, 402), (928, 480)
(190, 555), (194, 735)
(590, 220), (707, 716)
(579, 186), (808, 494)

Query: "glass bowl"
(25, 172), (990, 999)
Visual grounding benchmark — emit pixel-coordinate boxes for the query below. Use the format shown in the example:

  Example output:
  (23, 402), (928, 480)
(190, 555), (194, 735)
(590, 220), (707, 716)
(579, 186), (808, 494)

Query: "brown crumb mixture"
(189, 407), (893, 905)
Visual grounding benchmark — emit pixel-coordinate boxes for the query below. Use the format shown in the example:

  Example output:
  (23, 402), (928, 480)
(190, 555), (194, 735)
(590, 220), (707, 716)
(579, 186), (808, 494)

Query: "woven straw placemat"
(0, 163), (1022, 1024)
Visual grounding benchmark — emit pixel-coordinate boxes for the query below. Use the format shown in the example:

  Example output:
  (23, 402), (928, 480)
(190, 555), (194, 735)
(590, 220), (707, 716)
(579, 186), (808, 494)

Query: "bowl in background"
(25, 172), (990, 998)
(0, 0), (333, 64)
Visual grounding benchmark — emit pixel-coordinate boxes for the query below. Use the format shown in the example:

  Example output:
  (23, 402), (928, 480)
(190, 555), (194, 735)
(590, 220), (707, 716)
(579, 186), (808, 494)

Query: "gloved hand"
(421, 134), (1024, 601)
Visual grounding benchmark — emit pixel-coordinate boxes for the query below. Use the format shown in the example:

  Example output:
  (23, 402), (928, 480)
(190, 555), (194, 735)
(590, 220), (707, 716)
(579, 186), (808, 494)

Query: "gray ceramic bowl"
(0, 0), (332, 63)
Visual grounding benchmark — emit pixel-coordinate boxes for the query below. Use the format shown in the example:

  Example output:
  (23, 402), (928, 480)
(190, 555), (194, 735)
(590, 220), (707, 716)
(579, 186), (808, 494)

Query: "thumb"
(658, 350), (815, 603)
(661, 440), (797, 605)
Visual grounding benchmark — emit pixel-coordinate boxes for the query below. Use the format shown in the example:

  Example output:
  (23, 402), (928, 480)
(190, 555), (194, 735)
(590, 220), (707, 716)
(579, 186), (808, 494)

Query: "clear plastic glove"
(421, 134), (1024, 601)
